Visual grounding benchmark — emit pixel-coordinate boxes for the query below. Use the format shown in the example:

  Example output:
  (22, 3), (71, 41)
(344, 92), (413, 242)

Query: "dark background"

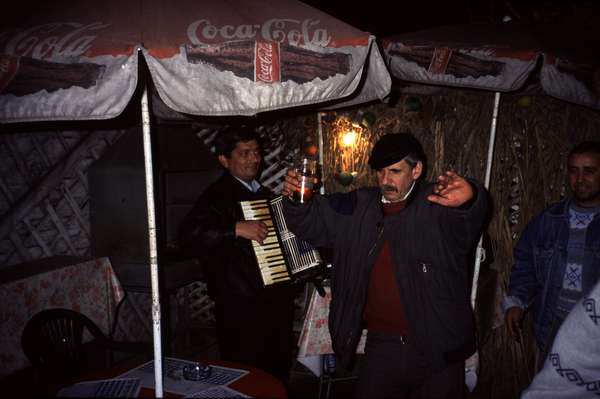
(301, 0), (600, 37)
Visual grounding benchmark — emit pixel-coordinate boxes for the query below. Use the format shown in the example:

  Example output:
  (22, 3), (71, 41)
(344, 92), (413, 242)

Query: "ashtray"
(182, 363), (212, 381)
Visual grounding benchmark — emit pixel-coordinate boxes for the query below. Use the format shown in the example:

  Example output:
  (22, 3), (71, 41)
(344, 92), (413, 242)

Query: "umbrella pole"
(465, 91), (501, 392)
(317, 112), (325, 195)
(471, 91), (501, 308)
(141, 86), (164, 397)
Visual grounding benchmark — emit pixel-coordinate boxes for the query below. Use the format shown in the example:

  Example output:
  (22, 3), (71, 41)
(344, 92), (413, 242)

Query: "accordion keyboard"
(240, 199), (292, 286)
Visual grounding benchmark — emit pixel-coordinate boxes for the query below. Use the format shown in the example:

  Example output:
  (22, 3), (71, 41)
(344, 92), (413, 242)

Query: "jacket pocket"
(415, 259), (474, 360)
(533, 248), (555, 285)
(416, 259), (464, 302)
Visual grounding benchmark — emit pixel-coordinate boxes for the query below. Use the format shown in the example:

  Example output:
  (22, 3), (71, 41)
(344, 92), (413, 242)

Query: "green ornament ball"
(335, 172), (355, 186)
(405, 97), (422, 112)
(517, 96), (532, 107)
(361, 112), (376, 128)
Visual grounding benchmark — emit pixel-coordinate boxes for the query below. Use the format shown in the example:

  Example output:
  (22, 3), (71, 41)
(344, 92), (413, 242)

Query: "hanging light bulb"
(341, 130), (357, 147)
(341, 129), (358, 147)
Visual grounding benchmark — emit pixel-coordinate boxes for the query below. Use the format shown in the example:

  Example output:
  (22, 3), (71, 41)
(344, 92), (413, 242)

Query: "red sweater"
(363, 200), (409, 335)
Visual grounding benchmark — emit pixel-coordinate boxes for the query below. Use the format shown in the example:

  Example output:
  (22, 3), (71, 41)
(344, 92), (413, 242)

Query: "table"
(65, 357), (288, 398)
(0, 256), (125, 377)
(296, 286), (366, 377)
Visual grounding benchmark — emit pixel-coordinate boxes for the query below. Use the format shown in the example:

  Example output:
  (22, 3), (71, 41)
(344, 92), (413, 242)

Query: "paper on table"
(185, 385), (251, 398)
(118, 357), (248, 396)
(56, 378), (141, 398)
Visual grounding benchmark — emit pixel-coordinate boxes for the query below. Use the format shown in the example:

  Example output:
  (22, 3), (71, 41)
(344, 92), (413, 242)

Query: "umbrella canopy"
(382, 22), (600, 110)
(0, 0), (391, 123)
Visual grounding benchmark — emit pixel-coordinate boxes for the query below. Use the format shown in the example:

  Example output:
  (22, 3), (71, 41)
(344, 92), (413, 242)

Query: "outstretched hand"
(427, 170), (474, 207)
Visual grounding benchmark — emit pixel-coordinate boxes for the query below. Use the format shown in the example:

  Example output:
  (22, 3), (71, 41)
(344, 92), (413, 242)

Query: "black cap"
(368, 133), (424, 169)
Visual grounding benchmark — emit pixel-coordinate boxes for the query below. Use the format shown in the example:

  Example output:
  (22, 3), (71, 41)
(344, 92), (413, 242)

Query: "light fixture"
(329, 115), (370, 187)
(341, 129), (358, 148)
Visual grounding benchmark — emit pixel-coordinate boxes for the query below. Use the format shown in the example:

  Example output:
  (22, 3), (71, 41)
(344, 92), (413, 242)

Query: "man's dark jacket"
(179, 172), (292, 301)
(283, 180), (489, 373)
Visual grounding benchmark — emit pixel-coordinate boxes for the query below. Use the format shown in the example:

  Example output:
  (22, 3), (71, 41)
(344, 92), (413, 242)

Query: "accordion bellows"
(239, 196), (323, 286)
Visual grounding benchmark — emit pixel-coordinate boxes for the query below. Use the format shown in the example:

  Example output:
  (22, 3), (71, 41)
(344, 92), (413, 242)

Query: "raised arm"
(427, 170), (474, 207)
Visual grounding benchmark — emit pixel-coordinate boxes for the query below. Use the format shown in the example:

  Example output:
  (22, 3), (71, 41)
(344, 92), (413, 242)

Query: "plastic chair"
(21, 308), (151, 384)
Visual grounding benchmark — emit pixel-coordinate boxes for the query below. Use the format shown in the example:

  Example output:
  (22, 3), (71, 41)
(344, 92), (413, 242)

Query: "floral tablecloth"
(297, 286), (366, 376)
(0, 257), (125, 377)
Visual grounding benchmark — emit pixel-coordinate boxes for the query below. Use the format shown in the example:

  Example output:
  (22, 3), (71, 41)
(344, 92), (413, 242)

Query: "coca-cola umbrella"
(382, 21), (600, 390)
(0, 0), (391, 395)
(382, 22), (600, 109)
(0, 0), (391, 122)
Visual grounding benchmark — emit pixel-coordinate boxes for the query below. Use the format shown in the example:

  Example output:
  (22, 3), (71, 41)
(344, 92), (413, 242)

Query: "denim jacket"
(502, 199), (600, 353)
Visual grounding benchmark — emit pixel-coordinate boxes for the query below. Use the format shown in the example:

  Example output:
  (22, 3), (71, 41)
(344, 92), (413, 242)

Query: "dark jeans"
(353, 331), (465, 399)
(215, 294), (295, 385)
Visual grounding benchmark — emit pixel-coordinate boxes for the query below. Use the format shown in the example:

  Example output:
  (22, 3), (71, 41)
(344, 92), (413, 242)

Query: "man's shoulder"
(415, 181), (435, 195)
(537, 199), (569, 219)
(209, 172), (243, 190)
(326, 187), (378, 200)
(197, 173), (236, 200)
(324, 187), (378, 215)
(522, 200), (569, 231)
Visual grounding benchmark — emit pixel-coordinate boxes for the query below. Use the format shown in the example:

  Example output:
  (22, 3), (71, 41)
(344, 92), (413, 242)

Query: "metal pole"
(317, 112), (325, 195)
(141, 85), (164, 397)
(470, 91), (501, 308)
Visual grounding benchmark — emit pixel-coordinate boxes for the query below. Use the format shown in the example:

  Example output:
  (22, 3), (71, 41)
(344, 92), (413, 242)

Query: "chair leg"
(318, 378), (323, 397)
(106, 347), (113, 368)
(317, 376), (326, 399)
(317, 355), (325, 399)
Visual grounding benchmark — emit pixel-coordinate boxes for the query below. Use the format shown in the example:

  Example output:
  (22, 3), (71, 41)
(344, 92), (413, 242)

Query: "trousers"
(353, 331), (465, 399)
(215, 293), (295, 385)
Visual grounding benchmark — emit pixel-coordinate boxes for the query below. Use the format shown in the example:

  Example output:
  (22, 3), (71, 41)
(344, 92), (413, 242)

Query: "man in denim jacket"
(502, 140), (600, 365)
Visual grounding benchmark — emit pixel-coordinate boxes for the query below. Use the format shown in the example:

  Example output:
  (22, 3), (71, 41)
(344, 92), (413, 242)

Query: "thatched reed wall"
(314, 90), (600, 398)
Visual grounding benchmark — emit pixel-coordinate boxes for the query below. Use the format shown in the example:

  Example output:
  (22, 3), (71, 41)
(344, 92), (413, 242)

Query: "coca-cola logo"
(429, 47), (453, 75)
(0, 55), (19, 93)
(187, 18), (331, 47)
(255, 41), (280, 83)
(2, 22), (109, 59)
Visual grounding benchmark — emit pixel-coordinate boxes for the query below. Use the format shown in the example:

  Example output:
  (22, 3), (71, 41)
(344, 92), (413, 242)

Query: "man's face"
(376, 158), (422, 202)
(218, 140), (262, 182)
(568, 152), (600, 207)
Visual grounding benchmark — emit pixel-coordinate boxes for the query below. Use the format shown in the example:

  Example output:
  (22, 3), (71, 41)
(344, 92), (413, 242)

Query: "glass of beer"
(294, 157), (317, 204)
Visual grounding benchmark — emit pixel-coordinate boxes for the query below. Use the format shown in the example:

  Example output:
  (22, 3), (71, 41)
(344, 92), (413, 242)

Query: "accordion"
(239, 196), (324, 287)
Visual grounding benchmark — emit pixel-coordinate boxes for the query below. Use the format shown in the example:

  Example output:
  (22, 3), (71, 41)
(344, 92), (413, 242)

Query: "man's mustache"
(382, 185), (398, 193)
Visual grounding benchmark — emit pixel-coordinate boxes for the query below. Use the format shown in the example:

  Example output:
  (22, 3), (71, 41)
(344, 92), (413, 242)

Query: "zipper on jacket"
(367, 223), (385, 258)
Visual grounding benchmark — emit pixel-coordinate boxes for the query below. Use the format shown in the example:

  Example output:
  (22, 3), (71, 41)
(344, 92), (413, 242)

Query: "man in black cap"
(282, 132), (489, 398)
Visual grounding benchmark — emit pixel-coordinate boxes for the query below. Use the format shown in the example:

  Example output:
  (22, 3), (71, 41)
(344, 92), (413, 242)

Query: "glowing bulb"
(341, 130), (357, 147)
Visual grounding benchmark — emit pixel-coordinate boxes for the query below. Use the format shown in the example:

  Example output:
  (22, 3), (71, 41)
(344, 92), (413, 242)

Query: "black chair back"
(21, 308), (111, 380)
